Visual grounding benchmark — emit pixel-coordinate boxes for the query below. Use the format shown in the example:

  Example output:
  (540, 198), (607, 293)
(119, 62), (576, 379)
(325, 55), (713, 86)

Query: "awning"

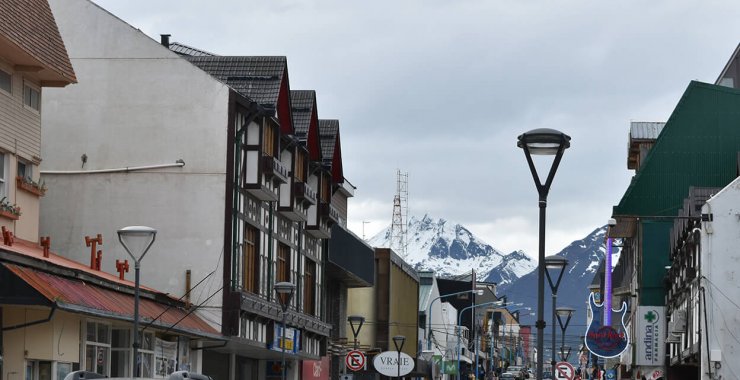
(1, 263), (222, 340)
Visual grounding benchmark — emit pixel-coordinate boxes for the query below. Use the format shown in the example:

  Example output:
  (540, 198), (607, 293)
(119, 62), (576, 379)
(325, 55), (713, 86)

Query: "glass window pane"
(112, 328), (130, 348)
(0, 70), (10, 93)
(97, 324), (109, 344)
(86, 322), (96, 342)
(140, 353), (153, 378)
(38, 361), (51, 380)
(111, 350), (130, 378)
(85, 346), (95, 372)
(57, 363), (72, 380)
(94, 346), (109, 375)
(141, 332), (153, 350)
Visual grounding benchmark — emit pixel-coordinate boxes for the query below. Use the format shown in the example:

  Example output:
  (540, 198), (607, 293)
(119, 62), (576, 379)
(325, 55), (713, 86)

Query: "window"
(25, 361), (51, 380)
(242, 225), (259, 293)
(111, 328), (130, 378)
(263, 125), (275, 156)
(85, 321), (111, 376)
(56, 363), (73, 380)
(304, 260), (315, 316)
(276, 243), (290, 283)
(137, 332), (154, 378)
(294, 151), (306, 182)
(23, 83), (40, 111)
(0, 70), (10, 94)
(17, 159), (31, 181)
(0, 154), (6, 198)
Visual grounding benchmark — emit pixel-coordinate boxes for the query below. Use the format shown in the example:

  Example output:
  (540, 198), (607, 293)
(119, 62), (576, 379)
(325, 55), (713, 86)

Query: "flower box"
(16, 176), (45, 196)
(0, 209), (19, 220)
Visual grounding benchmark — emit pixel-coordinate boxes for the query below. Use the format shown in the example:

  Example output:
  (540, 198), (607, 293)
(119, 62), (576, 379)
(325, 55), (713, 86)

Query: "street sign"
(345, 350), (366, 371)
(555, 362), (575, 380)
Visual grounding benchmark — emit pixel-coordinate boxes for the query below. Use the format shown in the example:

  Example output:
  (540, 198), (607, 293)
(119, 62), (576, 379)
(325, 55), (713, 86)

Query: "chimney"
(160, 34), (171, 48)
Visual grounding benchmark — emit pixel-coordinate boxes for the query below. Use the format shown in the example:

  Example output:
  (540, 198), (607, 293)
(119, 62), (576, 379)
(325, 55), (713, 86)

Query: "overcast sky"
(92, 0), (740, 259)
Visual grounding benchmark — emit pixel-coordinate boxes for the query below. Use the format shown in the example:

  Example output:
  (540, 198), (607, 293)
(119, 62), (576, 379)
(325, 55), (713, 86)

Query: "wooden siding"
(0, 68), (42, 162)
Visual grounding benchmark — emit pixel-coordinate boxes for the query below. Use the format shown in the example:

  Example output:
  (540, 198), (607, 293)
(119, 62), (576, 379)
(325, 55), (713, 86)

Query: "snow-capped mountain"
(367, 215), (536, 285)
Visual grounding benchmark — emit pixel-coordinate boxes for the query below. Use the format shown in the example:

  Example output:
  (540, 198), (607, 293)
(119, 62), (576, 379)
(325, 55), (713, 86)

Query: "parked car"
(500, 372), (519, 379)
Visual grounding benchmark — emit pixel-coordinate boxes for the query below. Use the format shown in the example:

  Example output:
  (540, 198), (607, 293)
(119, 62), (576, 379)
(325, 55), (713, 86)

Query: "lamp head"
(273, 282), (296, 311)
(556, 307), (575, 318)
(517, 128), (571, 155)
(545, 256), (568, 269)
(348, 315), (365, 338)
(392, 335), (406, 352)
(117, 226), (157, 262)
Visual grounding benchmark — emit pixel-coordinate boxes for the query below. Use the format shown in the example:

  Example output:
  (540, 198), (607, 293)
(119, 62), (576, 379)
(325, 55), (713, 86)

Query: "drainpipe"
(41, 160), (184, 175)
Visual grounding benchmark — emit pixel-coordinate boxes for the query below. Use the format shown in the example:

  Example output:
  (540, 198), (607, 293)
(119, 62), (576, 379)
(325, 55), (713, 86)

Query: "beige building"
(0, 2), (220, 380)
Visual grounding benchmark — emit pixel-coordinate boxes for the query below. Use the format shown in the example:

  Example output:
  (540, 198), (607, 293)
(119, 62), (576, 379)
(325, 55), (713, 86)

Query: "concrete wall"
(701, 178), (740, 380)
(42, 0), (231, 329)
(389, 261), (419, 357)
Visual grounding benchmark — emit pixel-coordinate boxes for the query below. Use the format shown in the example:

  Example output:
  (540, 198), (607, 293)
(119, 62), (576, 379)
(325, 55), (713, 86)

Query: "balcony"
(277, 181), (309, 222)
(293, 182), (317, 206)
(261, 156), (289, 184)
(318, 201), (339, 224)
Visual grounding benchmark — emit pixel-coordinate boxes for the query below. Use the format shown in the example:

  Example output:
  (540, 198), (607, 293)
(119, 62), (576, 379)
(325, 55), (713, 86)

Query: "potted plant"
(0, 197), (21, 220)
(16, 175), (46, 196)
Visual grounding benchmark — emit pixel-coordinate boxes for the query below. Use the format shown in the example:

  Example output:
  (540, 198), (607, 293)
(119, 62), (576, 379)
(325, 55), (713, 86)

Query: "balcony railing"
(318, 201), (339, 224)
(261, 156), (289, 184)
(293, 182), (317, 205)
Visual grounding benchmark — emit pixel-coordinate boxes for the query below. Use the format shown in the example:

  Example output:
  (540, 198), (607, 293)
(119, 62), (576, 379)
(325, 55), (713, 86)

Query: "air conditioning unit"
(671, 310), (687, 333)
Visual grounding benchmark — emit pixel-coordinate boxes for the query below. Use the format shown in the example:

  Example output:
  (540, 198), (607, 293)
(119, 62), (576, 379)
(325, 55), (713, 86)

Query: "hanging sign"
(584, 293), (629, 358)
(635, 306), (665, 366)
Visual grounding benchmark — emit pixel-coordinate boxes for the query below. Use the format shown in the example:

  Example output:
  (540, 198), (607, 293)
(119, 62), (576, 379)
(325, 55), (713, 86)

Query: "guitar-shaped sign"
(585, 237), (629, 358)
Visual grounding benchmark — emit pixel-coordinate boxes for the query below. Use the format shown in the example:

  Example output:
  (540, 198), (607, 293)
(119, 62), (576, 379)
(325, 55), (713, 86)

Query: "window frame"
(23, 80), (41, 112)
(276, 243), (290, 283)
(84, 320), (112, 376)
(242, 224), (260, 293)
(0, 68), (11, 95)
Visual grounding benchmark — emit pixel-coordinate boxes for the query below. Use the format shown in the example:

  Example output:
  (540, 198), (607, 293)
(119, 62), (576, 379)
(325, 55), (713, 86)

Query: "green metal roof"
(614, 81), (740, 217)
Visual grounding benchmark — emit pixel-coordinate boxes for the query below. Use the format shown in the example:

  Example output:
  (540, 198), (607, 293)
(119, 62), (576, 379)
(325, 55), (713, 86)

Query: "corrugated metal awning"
(3, 263), (222, 340)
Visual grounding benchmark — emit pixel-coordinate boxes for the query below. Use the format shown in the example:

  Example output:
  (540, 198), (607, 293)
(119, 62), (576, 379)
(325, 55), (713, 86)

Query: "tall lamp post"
(274, 282), (296, 380)
(517, 128), (570, 380)
(545, 256), (568, 378)
(556, 307), (575, 361)
(392, 335), (406, 380)
(348, 315), (365, 349)
(118, 226), (157, 378)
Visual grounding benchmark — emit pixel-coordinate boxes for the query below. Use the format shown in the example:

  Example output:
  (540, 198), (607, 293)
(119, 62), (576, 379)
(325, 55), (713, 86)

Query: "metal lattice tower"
(390, 170), (408, 256)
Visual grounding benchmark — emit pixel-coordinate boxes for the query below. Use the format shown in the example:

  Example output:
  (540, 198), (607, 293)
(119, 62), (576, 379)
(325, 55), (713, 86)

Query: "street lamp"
(117, 226), (157, 378)
(545, 256), (568, 379)
(392, 335), (406, 380)
(274, 282), (296, 380)
(556, 307), (575, 361)
(348, 315), (365, 349)
(517, 128), (570, 380)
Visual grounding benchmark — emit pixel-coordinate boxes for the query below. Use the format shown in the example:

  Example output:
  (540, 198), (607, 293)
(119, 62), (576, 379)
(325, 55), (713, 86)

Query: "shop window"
(111, 328), (130, 378)
(56, 363), (73, 380)
(25, 361), (51, 380)
(137, 331), (154, 378)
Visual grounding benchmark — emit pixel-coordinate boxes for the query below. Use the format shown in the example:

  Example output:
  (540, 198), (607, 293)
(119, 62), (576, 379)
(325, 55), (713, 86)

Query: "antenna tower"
(390, 170), (408, 256)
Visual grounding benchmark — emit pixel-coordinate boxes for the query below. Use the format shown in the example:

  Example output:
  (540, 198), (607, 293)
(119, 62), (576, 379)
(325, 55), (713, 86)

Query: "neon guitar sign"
(585, 235), (629, 358)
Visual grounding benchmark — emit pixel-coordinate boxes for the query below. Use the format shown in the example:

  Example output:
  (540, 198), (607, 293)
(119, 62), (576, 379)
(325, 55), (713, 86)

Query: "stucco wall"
(3, 307), (81, 378)
(701, 178), (740, 380)
(41, 0), (231, 330)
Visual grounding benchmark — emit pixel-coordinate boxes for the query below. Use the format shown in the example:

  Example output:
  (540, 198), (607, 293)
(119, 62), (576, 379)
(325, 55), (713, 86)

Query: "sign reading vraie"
(373, 351), (414, 377)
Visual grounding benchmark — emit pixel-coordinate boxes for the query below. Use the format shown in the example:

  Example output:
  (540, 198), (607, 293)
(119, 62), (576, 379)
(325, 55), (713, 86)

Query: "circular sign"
(373, 351), (414, 377)
(555, 362), (575, 380)
(345, 350), (366, 371)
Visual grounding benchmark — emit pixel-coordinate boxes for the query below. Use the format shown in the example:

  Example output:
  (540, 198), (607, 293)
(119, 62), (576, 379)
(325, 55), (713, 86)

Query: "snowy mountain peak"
(367, 215), (535, 285)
